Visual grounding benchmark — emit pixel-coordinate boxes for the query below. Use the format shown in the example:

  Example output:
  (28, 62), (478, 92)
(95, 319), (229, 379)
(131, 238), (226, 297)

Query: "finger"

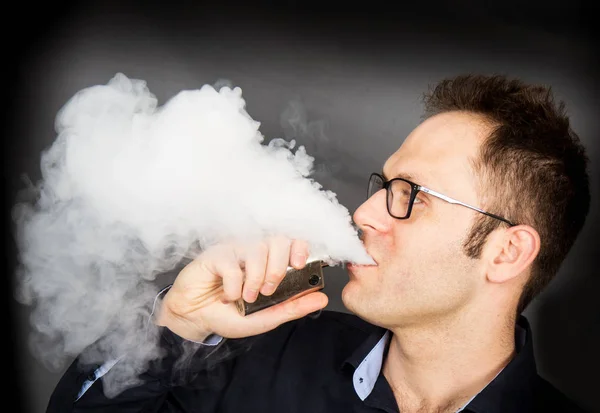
(211, 249), (245, 303)
(241, 242), (269, 303)
(245, 291), (329, 334)
(200, 244), (244, 302)
(289, 239), (310, 269)
(260, 236), (292, 296)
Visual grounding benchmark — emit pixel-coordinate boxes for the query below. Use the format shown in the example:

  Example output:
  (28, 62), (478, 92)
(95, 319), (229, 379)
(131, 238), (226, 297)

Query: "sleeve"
(45, 286), (236, 413)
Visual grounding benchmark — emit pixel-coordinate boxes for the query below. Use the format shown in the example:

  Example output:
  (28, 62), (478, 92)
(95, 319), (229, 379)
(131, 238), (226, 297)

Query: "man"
(47, 74), (591, 412)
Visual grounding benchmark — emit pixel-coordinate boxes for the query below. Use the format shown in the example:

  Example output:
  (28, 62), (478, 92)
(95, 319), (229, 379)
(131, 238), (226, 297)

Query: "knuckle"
(221, 285), (239, 299)
(223, 279), (242, 294)
(243, 274), (262, 289)
(270, 235), (291, 246)
(225, 291), (240, 301)
(256, 241), (269, 255)
(244, 267), (263, 281)
(291, 239), (308, 254)
(245, 283), (261, 293)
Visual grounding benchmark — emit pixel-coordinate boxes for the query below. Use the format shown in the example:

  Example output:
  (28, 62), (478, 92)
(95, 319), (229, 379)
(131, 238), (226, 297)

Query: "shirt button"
(87, 373), (96, 381)
(359, 377), (364, 383)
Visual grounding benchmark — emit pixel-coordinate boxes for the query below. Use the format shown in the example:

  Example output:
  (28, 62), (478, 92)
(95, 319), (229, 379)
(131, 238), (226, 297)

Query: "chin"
(341, 285), (408, 329)
(340, 283), (356, 311)
(342, 298), (385, 328)
(341, 281), (371, 317)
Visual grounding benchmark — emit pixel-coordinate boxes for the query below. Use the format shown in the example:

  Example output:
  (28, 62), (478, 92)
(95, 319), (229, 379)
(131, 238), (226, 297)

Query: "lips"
(346, 260), (378, 271)
(349, 249), (378, 267)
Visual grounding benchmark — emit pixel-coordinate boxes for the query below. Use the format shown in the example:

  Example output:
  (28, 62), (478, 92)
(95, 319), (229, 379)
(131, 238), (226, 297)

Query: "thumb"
(244, 292), (329, 334)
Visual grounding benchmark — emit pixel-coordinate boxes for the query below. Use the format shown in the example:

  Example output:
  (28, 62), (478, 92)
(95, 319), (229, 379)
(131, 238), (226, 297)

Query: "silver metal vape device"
(236, 259), (328, 316)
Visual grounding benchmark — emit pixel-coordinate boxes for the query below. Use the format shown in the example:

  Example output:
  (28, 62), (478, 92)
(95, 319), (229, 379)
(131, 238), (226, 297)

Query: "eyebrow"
(381, 170), (432, 189)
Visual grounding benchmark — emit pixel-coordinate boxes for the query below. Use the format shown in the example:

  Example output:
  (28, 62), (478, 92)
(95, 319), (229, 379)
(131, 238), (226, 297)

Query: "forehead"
(383, 111), (490, 193)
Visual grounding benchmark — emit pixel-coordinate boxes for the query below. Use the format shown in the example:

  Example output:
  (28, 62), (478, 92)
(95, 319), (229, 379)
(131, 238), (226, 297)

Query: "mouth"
(346, 246), (378, 267)
(355, 230), (377, 265)
(346, 260), (378, 271)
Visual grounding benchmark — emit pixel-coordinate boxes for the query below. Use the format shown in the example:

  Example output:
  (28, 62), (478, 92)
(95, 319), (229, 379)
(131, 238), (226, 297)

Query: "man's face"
(342, 111), (492, 328)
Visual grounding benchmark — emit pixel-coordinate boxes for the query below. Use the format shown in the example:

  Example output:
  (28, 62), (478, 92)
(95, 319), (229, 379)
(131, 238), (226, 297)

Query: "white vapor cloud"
(11, 73), (373, 396)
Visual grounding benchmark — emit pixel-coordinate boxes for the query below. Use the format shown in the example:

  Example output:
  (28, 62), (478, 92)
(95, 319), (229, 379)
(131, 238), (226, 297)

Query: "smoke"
(11, 73), (373, 396)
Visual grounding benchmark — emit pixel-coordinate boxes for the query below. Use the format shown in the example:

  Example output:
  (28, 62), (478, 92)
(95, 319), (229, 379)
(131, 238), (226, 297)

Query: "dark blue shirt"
(47, 307), (588, 412)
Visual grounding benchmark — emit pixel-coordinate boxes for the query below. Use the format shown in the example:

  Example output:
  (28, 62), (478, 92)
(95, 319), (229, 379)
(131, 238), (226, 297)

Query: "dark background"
(2, 1), (598, 412)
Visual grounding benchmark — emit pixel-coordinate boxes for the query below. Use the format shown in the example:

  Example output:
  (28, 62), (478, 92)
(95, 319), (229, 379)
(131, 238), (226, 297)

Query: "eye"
(413, 196), (424, 204)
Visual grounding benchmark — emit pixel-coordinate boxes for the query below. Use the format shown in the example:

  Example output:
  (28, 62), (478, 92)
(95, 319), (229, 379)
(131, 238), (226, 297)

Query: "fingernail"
(261, 282), (275, 296)
(292, 253), (306, 267)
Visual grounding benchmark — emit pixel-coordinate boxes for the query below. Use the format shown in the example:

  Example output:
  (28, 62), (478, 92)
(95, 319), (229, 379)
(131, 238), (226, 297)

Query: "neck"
(382, 306), (516, 413)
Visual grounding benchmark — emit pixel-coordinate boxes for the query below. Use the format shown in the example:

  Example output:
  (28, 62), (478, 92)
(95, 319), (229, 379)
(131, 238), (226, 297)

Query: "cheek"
(368, 218), (473, 284)
(383, 224), (468, 283)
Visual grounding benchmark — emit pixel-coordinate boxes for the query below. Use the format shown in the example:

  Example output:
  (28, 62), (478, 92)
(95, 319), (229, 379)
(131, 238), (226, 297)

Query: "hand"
(155, 236), (329, 341)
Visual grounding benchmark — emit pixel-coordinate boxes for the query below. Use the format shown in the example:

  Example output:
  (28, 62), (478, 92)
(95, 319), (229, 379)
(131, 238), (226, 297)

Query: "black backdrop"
(2, 1), (598, 412)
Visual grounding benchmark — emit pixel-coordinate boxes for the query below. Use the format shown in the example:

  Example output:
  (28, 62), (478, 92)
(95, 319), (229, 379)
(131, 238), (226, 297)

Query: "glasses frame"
(368, 172), (516, 227)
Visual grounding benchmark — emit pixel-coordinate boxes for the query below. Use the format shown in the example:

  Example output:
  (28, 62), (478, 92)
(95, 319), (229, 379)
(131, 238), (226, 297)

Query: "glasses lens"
(389, 179), (413, 218)
(368, 174), (384, 198)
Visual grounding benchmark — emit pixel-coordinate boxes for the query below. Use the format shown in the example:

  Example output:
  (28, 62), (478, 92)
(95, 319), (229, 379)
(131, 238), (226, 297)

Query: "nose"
(353, 189), (392, 234)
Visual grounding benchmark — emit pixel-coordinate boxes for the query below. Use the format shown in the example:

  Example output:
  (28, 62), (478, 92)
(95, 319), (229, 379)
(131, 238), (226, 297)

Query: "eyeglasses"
(367, 172), (516, 227)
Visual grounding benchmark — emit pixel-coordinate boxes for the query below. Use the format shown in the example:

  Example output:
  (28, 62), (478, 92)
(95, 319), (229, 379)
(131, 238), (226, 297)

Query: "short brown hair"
(422, 74), (590, 315)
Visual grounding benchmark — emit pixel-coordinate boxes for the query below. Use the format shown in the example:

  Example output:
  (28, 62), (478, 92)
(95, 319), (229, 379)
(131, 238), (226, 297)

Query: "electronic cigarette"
(236, 259), (328, 316)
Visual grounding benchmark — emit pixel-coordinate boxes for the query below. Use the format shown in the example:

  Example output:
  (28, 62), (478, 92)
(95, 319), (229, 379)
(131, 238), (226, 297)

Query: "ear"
(484, 225), (541, 284)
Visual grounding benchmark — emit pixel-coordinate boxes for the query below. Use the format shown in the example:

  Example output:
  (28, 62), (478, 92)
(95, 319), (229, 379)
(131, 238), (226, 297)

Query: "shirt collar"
(352, 330), (390, 401)
(342, 315), (535, 412)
